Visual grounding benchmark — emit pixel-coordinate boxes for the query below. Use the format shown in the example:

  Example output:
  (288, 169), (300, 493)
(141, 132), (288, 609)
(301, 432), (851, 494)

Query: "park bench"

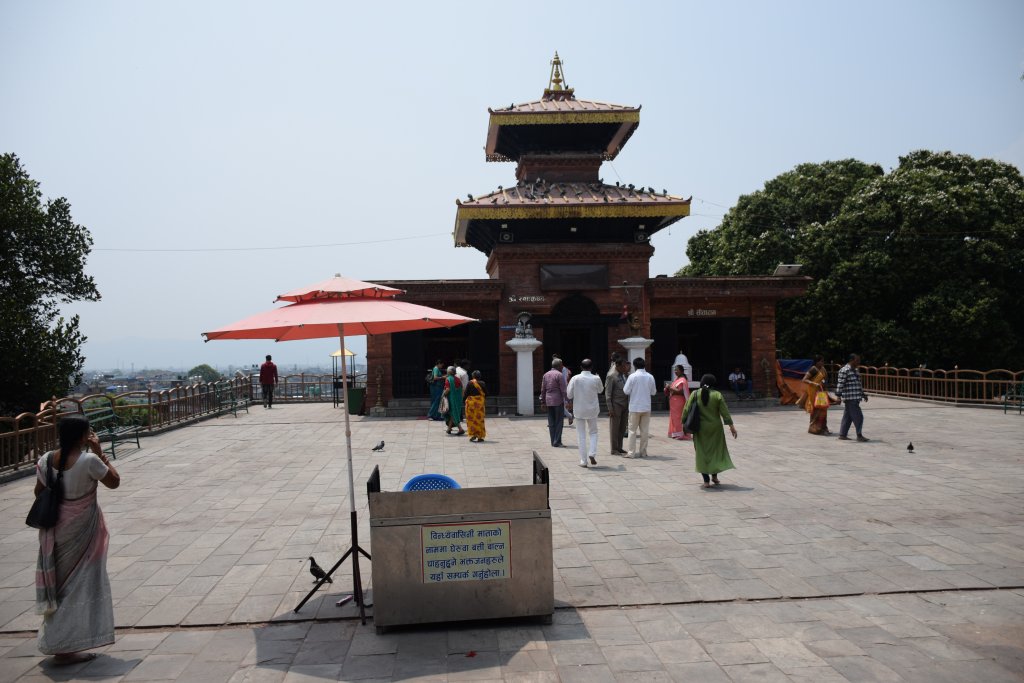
(1005, 383), (1024, 414)
(219, 393), (250, 417)
(86, 407), (141, 459)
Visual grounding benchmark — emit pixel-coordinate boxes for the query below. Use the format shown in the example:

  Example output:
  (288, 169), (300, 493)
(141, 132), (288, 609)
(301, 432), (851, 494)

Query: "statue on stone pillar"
(514, 312), (534, 339)
(628, 313), (642, 336)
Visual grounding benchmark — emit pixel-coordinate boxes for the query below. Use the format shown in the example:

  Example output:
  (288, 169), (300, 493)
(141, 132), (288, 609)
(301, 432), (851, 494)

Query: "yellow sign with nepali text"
(422, 521), (511, 583)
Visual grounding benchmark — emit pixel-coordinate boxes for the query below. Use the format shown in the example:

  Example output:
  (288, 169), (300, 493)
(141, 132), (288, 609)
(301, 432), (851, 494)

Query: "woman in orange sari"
(665, 364), (692, 440)
(464, 370), (487, 442)
(802, 355), (831, 435)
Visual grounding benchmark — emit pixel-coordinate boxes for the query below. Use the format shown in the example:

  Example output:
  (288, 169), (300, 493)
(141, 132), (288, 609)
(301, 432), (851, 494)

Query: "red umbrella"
(202, 298), (475, 341)
(202, 276), (476, 621)
(274, 275), (402, 303)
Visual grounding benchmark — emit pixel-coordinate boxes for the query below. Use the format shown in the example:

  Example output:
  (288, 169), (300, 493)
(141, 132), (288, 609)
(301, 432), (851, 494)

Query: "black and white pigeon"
(371, 440), (385, 452)
(907, 442), (914, 453)
(308, 556), (331, 583)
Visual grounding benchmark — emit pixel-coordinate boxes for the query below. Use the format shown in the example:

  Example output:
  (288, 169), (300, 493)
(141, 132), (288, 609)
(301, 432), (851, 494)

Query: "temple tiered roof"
(454, 52), (689, 255)
(484, 52), (640, 162)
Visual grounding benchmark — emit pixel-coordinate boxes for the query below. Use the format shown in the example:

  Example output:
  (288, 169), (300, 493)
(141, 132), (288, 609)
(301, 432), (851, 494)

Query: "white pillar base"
(617, 336), (655, 365)
(505, 337), (543, 416)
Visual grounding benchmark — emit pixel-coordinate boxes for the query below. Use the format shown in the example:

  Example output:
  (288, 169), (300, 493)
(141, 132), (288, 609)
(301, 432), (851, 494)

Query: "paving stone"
(659, 656), (731, 683)
(749, 637), (827, 671)
(446, 649), (501, 680)
(600, 643), (661, 672)
(827, 654), (904, 682)
(548, 641), (606, 667)
(554, 663), (617, 683)
(704, 641), (769, 666)
(720, 661), (791, 682)
(121, 652), (193, 680)
(498, 648), (555, 673)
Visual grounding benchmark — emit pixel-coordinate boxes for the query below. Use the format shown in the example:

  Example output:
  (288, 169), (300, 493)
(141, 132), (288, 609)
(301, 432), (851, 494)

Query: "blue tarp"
(778, 359), (813, 379)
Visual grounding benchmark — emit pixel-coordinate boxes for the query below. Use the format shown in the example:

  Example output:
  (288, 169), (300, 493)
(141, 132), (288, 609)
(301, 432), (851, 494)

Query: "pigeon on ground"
(371, 440), (385, 452)
(907, 442), (914, 453)
(308, 556), (332, 583)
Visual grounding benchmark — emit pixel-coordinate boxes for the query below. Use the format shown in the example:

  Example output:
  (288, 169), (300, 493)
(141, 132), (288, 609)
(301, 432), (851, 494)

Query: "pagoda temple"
(367, 54), (808, 406)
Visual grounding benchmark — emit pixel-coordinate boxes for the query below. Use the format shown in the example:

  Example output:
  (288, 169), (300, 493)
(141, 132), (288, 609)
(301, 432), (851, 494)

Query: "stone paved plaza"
(0, 398), (1022, 681)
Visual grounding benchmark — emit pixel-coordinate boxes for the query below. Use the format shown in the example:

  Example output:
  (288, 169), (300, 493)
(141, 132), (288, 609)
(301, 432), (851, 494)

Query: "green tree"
(1, 154), (100, 414)
(188, 364), (222, 383)
(680, 151), (1024, 368)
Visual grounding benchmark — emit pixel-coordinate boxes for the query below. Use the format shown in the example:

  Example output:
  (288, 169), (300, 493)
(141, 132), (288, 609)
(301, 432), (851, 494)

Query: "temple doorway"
(652, 318), (752, 385)
(390, 321), (499, 397)
(538, 294), (609, 373)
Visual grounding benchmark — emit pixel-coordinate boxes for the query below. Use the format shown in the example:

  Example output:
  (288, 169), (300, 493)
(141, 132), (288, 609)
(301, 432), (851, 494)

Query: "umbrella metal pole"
(293, 326), (371, 622)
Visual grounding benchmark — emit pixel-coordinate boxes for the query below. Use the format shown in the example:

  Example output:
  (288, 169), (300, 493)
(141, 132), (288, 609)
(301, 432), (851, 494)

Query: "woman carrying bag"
(801, 355), (835, 435)
(683, 374), (738, 488)
(33, 414), (121, 665)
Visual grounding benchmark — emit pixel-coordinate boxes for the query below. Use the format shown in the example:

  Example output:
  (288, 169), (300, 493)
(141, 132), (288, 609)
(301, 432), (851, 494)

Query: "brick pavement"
(0, 398), (1021, 681)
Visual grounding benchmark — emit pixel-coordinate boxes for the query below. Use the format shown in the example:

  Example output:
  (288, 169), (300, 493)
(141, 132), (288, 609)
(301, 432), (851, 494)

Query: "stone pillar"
(617, 336), (654, 365)
(505, 337), (543, 416)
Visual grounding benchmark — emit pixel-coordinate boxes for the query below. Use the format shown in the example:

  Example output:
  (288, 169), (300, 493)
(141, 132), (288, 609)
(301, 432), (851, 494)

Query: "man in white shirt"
(623, 357), (657, 458)
(728, 366), (753, 400)
(455, 360), (469, 391)
(567, 359), (604, 468)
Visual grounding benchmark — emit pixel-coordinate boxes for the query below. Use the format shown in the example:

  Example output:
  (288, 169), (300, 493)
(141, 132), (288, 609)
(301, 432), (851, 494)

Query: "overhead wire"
(94, 232), (450, 253)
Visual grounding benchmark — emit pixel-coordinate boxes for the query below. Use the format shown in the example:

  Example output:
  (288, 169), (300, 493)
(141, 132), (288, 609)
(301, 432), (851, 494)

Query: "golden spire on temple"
(543, 51), (574, 100)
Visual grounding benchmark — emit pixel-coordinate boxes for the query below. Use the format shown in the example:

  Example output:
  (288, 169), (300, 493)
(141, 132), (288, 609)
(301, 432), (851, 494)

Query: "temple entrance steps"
(380, 394), (778, 418)
(383, 395), (521, 418)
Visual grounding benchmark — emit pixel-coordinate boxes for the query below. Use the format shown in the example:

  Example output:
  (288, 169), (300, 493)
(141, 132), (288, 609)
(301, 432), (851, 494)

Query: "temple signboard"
(422, 521), (511, 583)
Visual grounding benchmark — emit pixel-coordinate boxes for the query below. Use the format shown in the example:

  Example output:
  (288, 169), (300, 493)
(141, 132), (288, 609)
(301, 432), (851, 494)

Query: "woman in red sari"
(665, 364), (692, 440)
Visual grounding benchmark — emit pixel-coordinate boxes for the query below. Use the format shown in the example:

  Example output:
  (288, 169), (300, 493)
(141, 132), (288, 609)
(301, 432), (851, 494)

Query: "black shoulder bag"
(683, 397), (702, 435)
(26, 453), (64, 530)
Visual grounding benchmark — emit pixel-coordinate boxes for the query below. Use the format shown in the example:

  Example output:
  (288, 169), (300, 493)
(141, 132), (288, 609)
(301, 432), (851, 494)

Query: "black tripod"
(294, 510), (371, 623)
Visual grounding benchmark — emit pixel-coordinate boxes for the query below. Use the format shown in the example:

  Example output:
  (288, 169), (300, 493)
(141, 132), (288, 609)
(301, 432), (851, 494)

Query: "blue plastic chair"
(403, 474), (461, 492)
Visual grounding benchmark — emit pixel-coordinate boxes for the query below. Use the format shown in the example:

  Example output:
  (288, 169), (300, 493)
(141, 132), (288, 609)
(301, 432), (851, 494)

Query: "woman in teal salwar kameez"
(682, 374), (738, 488)
(427, 360), (445, 421)
(442, 366), (465, 436)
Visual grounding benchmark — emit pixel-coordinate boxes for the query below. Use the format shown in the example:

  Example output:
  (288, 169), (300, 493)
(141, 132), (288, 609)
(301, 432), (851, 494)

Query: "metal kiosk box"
(367, 454), (553, 633)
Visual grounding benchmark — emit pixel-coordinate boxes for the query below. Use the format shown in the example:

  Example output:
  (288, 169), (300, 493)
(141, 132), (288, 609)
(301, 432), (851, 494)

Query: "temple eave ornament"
(456, 203), (691, 221)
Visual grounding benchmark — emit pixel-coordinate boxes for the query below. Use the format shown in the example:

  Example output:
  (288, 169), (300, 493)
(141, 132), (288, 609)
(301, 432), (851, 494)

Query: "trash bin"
(346, 387), (366, 415)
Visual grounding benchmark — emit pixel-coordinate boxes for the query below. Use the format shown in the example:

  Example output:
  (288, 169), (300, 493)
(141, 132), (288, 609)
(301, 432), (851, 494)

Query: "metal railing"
(0, 373), (367, 474)
(829, 364), (1023, 406)
(250, 373), (365, 404)
(0, 404), (59, 473)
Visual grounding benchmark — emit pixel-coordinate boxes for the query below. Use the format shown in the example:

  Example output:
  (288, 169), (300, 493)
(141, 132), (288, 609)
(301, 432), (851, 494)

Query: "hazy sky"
(2, 1), (1022, 373)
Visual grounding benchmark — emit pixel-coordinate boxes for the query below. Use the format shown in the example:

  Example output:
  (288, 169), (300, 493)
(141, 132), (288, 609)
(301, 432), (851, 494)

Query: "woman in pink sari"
(34, 414), (121, 665)
(666, 364), (692, 440)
